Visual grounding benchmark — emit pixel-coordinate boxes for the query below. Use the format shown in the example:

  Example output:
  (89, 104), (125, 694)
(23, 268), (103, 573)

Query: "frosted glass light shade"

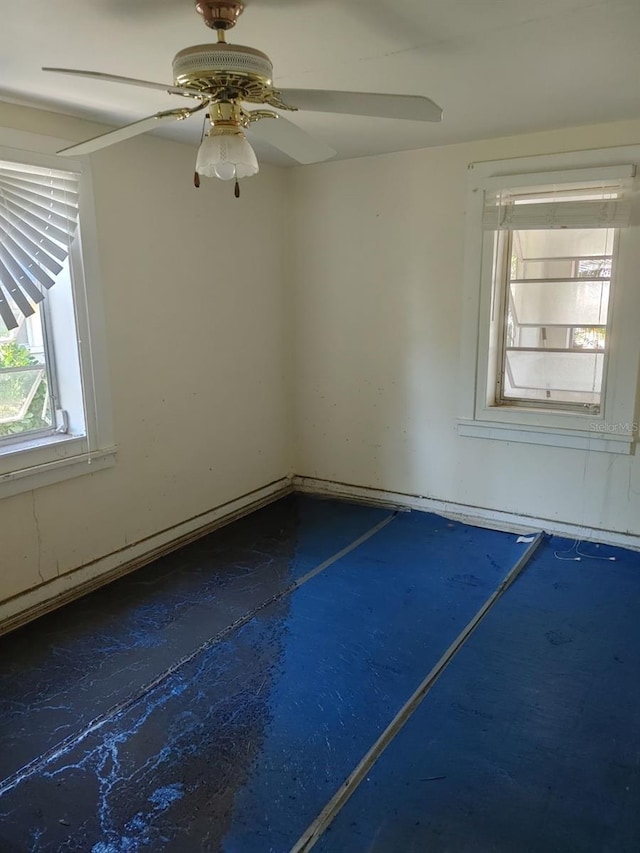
(196, 129), (259, 181)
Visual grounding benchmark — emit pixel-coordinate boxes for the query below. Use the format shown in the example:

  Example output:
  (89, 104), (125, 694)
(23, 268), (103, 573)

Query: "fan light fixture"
(196, 126), (258, 181)
(45, 0), (444, 200)
(194, 100), (262, 193)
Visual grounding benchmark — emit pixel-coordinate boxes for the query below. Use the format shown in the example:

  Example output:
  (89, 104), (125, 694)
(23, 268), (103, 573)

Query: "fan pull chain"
(194, 115), (208, 189)
(234, 178), (240, 198)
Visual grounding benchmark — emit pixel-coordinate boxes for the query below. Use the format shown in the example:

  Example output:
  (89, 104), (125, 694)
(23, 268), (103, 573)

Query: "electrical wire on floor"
(553, 539), (617, 562)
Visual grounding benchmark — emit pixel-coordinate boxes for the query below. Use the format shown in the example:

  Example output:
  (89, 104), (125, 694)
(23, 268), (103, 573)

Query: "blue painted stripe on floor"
(314, 536), (640, 853)
(0, 496), (391, 782)
(0, 510), (527, 852)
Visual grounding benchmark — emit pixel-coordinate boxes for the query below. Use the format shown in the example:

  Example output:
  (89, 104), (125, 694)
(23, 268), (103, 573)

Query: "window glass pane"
(0, 300), (53, 438)
(501, 227), (614, 410)
(510, 280), (609, 327)
(578, 258), (612, 278)
(571, 326), (606, 349)
(513, 229), (614, 264)
(514, 259), (575, 279)
(504, 350), (604, 401)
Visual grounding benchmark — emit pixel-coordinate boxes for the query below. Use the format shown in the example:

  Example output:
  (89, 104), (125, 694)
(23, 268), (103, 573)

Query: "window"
(0, 159), (80, 445)
(0, 131), (114, 498)
(458, 147), (640, 454)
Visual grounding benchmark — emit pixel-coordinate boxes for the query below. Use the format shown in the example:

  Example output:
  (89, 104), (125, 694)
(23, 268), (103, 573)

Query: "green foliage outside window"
(0, 342), (51, 437)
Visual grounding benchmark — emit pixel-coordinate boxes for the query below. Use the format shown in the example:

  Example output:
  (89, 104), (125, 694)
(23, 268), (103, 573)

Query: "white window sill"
(0, 433), (117, 499)
(457, 418), (636, 454)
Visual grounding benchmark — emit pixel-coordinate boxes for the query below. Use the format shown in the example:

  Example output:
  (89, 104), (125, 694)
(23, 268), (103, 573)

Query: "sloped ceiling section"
(2, 0), (640, 162)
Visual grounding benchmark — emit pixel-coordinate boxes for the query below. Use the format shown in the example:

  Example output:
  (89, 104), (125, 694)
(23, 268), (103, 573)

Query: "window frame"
(458, 145), (640, 455)
(0, 129), (115, 499)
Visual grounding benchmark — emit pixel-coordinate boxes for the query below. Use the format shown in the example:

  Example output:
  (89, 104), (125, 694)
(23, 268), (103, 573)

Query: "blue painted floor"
(1, 496), (639, 852)
(315, 535), (640, 853)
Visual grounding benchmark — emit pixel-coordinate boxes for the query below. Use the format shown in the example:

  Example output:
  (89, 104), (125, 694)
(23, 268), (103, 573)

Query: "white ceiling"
(2, 0), (640, 165)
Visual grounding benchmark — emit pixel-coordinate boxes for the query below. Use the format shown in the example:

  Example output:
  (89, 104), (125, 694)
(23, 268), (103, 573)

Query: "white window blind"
(482, 165), (635, 231)
(485, 197), (632, 230)
(0, 161), (80, 330)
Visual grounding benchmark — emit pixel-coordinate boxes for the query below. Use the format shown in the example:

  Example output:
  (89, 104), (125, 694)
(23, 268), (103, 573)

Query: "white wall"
(290, 119), (640, 539)
(4, 103), (640, 618)
(1, 102), (291, 607)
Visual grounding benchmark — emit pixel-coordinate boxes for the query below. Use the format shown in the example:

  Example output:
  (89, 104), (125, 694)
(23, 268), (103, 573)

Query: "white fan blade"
(56, 110), (195, 156)
(248, 115), (336, 165)
(42, 67), (200, 98)
(279, 89), (443, 122)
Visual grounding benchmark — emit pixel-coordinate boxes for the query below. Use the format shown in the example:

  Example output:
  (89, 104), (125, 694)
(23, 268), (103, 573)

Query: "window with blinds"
(483, 173), (632, 413)
(0, 160), (80, 441)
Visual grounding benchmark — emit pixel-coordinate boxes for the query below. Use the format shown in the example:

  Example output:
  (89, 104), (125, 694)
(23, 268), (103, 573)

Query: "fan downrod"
(195, 1), (245, 31)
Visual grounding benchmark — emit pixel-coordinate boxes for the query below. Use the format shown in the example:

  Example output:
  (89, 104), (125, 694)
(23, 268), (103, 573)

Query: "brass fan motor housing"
(172, 43), (293, 109)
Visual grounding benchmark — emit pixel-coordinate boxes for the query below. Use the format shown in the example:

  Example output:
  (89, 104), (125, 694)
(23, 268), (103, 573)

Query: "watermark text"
(589, 421), (639, 433)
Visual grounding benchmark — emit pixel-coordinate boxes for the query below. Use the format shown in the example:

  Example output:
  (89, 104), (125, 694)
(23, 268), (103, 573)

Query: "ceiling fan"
(44, 0), (443, 194)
